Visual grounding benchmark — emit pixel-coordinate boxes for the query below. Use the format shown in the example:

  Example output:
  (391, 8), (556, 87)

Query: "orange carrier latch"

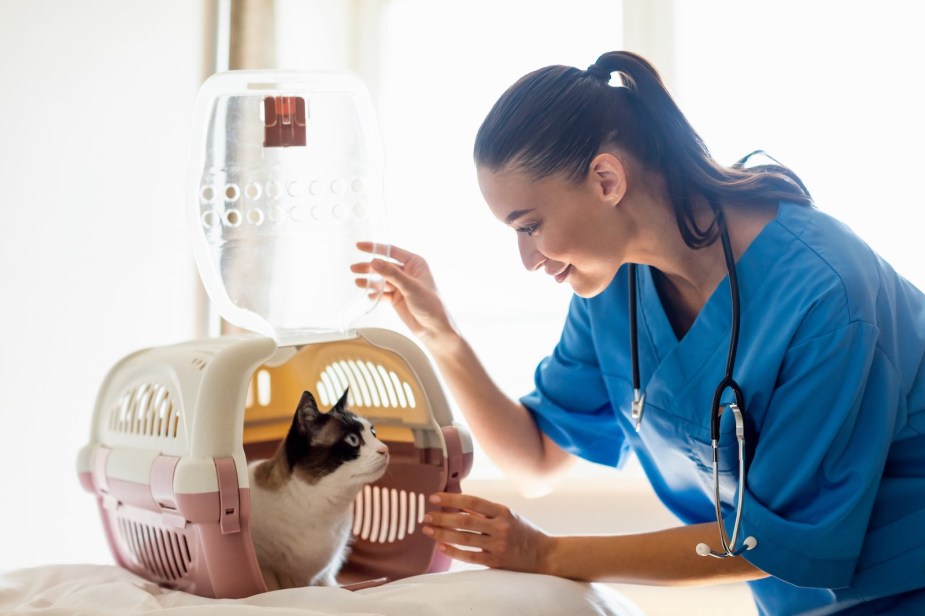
(263, 96), (306, 147)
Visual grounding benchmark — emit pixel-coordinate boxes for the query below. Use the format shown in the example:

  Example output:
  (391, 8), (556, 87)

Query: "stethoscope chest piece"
(632, 389), (646, 432)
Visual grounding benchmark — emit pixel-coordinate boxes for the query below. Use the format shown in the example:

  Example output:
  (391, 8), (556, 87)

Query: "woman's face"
(477, 165), (627, 298)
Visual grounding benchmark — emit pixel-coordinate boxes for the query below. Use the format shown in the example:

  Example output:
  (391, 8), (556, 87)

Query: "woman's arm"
(424, 492), (768, 586)
(424, 331), (577, 496)
(352, 243), (575, 495)
(545, 523), (767, 585)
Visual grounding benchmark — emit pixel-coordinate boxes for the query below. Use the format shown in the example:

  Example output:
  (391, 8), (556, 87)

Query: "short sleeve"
(519, 296), (629, 468)
(737, 319), (899, 588)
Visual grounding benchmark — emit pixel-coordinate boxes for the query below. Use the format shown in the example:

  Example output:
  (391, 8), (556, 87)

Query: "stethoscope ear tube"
(699, 213), (756, 558)
(626, 210), (757, 558)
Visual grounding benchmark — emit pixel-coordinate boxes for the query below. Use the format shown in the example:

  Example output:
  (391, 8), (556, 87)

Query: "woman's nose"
(518, 233), (544, 272)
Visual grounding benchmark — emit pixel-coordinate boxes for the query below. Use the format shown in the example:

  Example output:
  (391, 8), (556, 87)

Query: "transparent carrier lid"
(189, 70), (389, 345)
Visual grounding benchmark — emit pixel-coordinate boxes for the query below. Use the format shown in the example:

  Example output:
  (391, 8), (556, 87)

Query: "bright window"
(370, 0), (624, 479)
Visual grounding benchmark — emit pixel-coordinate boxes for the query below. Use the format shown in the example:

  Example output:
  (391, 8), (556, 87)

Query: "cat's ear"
(295, 390), (321, 432)
(332, 387), (350, 414)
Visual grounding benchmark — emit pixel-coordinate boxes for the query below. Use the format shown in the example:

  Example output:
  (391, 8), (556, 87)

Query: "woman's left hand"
(422, 492), (554, 574)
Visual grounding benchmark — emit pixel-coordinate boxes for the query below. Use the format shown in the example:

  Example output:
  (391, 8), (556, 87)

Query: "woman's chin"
(569, 274), (614, 299)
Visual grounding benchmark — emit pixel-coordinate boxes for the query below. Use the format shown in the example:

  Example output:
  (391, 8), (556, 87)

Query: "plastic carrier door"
(189, 71), (390, 345)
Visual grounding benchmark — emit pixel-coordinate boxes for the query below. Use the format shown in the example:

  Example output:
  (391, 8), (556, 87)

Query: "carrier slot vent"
(116, 517), (191, 582)
(317, 360), (416, 410)
(190, 350), (214, 372)
(353, 485), (424, 543)
(108, 383), (181, 439)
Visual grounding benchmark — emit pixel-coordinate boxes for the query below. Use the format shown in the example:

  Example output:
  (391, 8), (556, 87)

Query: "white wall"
(671, 0), (925, 291)
(0, 0), (206, 571)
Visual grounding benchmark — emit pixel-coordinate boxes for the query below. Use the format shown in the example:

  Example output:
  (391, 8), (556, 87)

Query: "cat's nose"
(377, 446), (388, 456)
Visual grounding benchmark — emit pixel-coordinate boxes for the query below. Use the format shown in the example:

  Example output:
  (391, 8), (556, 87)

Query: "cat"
(247, 388), (389, 590)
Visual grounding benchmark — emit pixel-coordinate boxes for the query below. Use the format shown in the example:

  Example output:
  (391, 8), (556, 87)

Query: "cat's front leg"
(315, 572), (339, 587)
(260, 566), (283, 592)
(310, 561), (341, 587)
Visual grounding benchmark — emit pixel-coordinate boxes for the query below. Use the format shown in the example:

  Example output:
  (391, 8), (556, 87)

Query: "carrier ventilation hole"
(246, 208), (264, 225)
(224, 183), (240, 202)
(223, 209), (242, 227)
(353, 485), (426, 544)
(116, 517), (191, 581)
(199, 185), (216, 204)
(244, 182), (261, 200)
(315, 360), (416, 410)
(256, 369), (271, 406)
(108, 384), (181, 439)
(245, 369), (273, 409)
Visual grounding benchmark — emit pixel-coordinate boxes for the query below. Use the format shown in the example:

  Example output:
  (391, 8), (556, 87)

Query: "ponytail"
(475, 50), (813, 249)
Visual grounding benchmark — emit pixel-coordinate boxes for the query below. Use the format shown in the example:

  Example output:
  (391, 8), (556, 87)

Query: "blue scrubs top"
(520, 201), (925, 615)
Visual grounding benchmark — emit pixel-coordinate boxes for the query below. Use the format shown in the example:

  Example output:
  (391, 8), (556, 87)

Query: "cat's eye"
(370, 426), (377, 438)
(344, 433), (360, 447)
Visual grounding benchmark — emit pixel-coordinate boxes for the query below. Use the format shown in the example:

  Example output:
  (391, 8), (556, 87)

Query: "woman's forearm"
(425, 331), (575, 495)
(542, 522), (768, 586)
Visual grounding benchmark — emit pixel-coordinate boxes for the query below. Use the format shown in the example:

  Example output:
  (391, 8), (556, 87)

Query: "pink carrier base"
(80, 439), (472, 597)
(79, 450), (266, 597)
(77, 331), (474, 598)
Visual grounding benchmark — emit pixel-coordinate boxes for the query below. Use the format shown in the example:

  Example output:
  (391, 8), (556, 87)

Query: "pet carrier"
(76, 70), (473, 599)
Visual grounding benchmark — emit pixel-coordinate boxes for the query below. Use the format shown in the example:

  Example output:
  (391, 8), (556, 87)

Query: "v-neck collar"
(636, 201), (787, 396)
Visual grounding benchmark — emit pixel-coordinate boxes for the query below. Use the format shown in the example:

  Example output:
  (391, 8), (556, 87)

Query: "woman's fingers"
(350, 242), (449, 339)
(430, 492), (508, 519)
(370, 259), (419, 294)
(355, 241), (418, 264)
(422, 493), (508, 549)
(423, 524), (488, 548)
(354, 280), (395, 297)
(425, 510), (494, 534)
(354, 241), (391, 258)
(436, 543), (493, 566)
(350, 254), (414, 290)
(422, 492), (550, 574)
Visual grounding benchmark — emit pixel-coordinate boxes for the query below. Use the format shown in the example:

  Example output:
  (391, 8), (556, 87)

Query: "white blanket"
(0, 564), (643, 615)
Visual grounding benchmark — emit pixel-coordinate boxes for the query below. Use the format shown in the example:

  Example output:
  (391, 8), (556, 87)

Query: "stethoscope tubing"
(628, 205), (756, 558)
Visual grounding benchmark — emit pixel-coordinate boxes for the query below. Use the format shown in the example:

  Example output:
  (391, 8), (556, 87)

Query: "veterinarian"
(352, 51), (925, 615)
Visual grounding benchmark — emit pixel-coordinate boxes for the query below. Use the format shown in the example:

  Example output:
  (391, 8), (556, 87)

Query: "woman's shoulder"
(773, 202), (885, 321)
(769, 201), (925, 340)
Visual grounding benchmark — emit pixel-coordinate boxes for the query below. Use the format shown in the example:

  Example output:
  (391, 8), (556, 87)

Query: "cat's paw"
(315, 574), (338, 587)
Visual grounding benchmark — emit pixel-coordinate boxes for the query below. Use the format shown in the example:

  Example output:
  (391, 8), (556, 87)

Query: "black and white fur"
(248, 388), (389, 589)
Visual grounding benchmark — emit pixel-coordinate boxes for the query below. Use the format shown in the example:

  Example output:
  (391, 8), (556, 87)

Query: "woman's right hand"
(351, 242), (458, 347)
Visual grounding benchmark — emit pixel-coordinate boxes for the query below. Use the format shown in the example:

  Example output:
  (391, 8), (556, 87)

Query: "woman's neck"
(631, 197), (778, 337)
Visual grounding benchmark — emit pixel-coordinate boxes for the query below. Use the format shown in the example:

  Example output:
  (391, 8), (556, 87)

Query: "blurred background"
(1, 1), (923, 614)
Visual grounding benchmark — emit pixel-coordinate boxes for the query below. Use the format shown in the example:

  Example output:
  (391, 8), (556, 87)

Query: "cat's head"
(284, 388), (389, 486)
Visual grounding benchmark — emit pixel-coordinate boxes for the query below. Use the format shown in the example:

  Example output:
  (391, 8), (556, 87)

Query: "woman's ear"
(589, 153), (627, 206)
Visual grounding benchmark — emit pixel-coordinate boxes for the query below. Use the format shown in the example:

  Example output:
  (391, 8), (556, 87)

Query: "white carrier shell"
(77, 71), (473, 598)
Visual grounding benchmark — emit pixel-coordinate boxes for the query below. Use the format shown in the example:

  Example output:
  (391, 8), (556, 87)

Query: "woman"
(351, 51), (925, 615)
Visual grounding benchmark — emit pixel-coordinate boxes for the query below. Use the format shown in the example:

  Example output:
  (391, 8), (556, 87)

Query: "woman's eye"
(516, 224), (538, 237)
(345, 433), (360, 447)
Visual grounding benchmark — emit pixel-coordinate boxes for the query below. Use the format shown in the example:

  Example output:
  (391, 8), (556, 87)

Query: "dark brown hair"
(474, 51), (813, 248)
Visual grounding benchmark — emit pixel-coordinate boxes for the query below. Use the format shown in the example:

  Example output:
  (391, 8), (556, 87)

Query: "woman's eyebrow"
(505, 209), (535, 224)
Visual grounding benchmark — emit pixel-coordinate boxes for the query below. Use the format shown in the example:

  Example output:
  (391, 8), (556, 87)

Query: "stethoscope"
(627, 206), (758, 559)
